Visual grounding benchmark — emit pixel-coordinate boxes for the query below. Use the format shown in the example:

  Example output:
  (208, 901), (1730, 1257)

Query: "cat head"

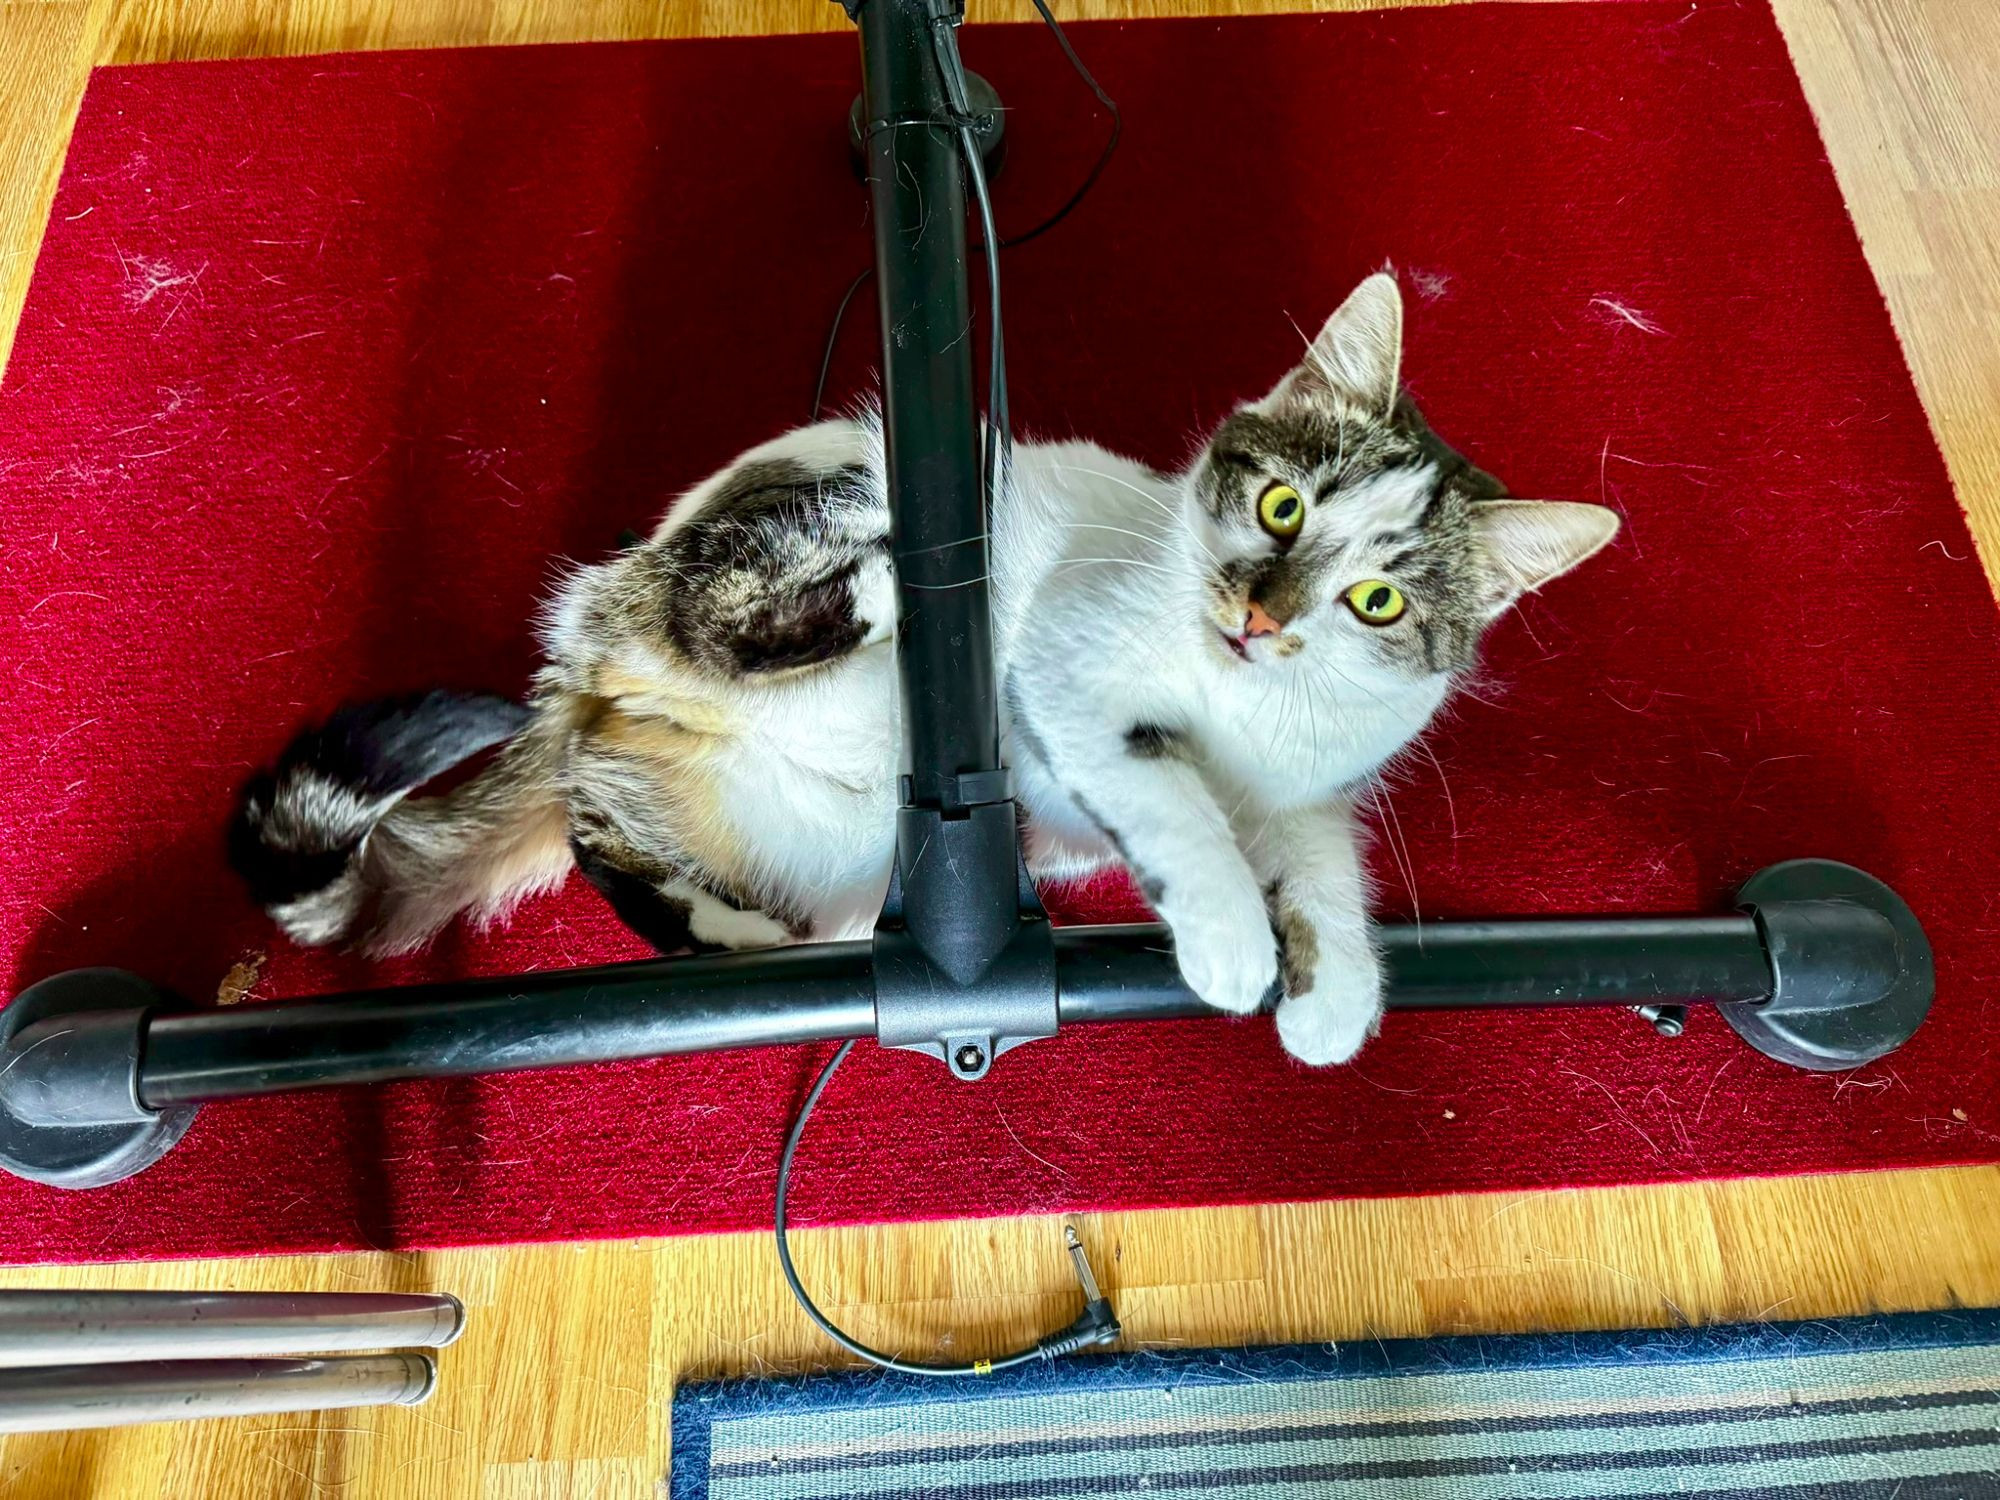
(1185, 272), (1618, 688)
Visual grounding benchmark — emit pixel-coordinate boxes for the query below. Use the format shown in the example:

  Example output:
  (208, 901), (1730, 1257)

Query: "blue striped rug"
(671, 1310), (2000, 1498)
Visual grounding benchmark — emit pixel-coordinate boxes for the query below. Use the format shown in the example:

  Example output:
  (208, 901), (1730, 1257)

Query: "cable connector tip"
(1063, 1223), (1104, 1303)
(1038, 1223), (1120, 1361)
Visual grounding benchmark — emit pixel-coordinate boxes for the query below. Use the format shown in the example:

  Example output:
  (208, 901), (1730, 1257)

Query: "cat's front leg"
(1246, 799), (1383, 1065)
(1059, 735), (1278, 1017)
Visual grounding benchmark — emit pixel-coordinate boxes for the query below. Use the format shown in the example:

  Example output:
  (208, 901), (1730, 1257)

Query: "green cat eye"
(1257, 483), (1305, 540)
(1346, 579), (1405, 625)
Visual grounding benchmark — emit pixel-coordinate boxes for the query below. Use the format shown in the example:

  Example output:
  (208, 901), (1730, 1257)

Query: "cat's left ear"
(1264, 272), (1404, 417)
(1472, 500), (1621, 616)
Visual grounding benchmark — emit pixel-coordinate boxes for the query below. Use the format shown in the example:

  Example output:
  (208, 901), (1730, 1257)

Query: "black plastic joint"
(874, 799), (1059, 1078)
(948, 767), (1013, 808)
(896, 768), (1014, 811)
(874, 917), (1058, 1080)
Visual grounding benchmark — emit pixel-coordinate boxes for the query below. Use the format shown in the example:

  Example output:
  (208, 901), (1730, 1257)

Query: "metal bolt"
(953, 1044), (986, 1073)
(1632, 1004), (1687, 1038)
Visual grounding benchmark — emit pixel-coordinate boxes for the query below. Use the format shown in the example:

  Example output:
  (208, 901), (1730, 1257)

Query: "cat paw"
(1167, 892), (1281, 1016)
(1275, 947), (1384, 1065)
(854, 553), (897, 648)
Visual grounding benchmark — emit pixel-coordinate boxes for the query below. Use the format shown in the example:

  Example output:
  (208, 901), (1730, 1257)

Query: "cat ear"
(1266, 272), (1405, 416)
(1472, 500), (1621, 615)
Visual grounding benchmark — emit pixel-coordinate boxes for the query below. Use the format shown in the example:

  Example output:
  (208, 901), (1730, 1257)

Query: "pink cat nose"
(1242, 600), (1284, 638)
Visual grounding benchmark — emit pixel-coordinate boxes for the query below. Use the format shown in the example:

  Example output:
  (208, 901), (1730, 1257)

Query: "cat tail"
(230, 690), (576, 956)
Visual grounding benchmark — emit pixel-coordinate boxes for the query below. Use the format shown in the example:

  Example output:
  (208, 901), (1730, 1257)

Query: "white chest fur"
(1193, 665), (1449, 809)
(719, 642), (901, 936)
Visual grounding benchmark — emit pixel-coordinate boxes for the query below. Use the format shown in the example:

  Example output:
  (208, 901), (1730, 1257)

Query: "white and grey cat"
(234, 273), (1618, 1064)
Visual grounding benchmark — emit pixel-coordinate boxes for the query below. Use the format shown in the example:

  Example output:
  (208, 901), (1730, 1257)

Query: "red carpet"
(2, 1), (1997, 1262)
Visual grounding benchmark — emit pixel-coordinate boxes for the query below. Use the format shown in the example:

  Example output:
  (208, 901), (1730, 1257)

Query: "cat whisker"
(1312, 655), (1397, 716)
(1107, 596), (1196, 684)
(1414, 738), (1458, 841)
(899, 527), (991, 559)
(1050, 556), (1185, 579)
(1046, 463), (1219, 564)
(1242, 769), (1285, 855)
(1303, 677), (1324, 789)
(1066, 520), (1180, 552)
(1363, 777), (1421, 937)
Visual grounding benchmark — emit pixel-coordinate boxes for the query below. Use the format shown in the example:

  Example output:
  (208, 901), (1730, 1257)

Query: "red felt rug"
(2, 0), (1996, 1263)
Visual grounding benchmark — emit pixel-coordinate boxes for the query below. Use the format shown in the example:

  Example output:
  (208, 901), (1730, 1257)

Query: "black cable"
(808, 0), (1121, 422)
(810, 266), (876, 423)
(998, 0), (1122, 252)
(932, 15), (1011, 506)
(774, 1041), (1049, 1377)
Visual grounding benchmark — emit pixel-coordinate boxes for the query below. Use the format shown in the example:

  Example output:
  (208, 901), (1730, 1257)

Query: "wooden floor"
(2, 1), (1998, 1496)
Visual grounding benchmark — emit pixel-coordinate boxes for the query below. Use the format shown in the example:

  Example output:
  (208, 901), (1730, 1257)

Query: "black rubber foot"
(1722, 860), (1933, 1072)
(849, 72), (1007, 180)
(0, 969), (198, 1189)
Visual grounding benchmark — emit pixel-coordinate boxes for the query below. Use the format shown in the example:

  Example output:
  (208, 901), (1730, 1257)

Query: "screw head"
(1632, 1003), (1687, 1038)
(953, 1044), (986, 1073)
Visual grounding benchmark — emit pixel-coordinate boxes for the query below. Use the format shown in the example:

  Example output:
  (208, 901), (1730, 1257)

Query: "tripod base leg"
(0, 969), (198, 1189)
(1721, 860), (1934, 1072)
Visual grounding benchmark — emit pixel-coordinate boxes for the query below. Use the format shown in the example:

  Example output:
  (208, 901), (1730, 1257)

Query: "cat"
(232, 272), (1618, 1064)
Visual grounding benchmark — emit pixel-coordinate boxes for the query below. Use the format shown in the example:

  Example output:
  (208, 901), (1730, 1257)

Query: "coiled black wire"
(774, 1040), (1049, 1377)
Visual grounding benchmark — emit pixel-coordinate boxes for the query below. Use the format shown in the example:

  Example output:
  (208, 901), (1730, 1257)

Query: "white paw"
(1275, 947), (1384, 1066)
(854, 553), (897, 648)
(1166, 890), (1280, 1016)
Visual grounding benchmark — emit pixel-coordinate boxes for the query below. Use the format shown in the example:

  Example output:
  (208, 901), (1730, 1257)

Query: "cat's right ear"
(1471, 500), (1622, 617)
(1261, 272), (1405, 417)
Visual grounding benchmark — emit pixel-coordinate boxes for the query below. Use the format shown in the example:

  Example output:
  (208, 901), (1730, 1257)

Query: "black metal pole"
(86, 860), (1917, 1109)
(0, 858), (1937, 1192)
(0, 884), (1936, 1190)
(138, 944), (877, 1105)
(856, 0), (1061, 1077)
(1051, 917), (1777, 1025)
(1, 916), (1776, 1114)
(83, 905), (1842, 1108)
(861, 0), (998, 809)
